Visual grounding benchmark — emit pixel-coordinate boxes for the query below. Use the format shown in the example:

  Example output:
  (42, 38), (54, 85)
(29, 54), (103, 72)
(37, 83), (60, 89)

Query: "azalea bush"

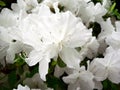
(0, 0), (120, 90)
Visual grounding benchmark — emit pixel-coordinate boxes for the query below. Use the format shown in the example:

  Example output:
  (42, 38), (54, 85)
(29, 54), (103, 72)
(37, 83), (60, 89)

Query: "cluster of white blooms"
(0, 0), (120, 90)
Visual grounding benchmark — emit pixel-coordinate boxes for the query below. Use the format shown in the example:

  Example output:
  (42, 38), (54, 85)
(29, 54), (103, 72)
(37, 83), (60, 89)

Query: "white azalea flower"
(106, 21), (120, 49)
(79, 2), (107, 24)
(89, 47), (120, 84)
(18, 9), (92, 80)
(98, 18), (115, 53)
(63, 66), (95, 90)
(13, 84), (30, 90)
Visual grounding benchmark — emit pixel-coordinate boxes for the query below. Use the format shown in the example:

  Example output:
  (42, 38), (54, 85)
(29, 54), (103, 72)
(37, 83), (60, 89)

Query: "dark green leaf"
(48, 60), (57, 74)
(108, 2), (116, 13)
(102, 79), (120, 90)
(57, 57), (66, 68)
(8, 71), (17, 88)
(46, 75), (67, 90)
(0, 86), (10, 90)
(26, 64), (38, 78)
(0, 1), (6, 6)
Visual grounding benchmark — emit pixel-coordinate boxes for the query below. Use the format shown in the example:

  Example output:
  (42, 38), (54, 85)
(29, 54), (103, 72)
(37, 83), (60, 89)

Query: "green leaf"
(46, 75), (67, 90)
(26, 64), (38, 78)
(0, 1), (6, 6)
(113, 9), (120, 19)
(0, 86), (10, 90)
(48, 60), (57, 75)
(102, 79), (109, 90)
(102, 79), (120, 90)
(57, 57), (66, 68)
(109, 2), (116, 13)
(16, 66), (24, 75)
(111, 84), (118, 90)
(104, 2), (120, 20)
(8, 71), (17, 88)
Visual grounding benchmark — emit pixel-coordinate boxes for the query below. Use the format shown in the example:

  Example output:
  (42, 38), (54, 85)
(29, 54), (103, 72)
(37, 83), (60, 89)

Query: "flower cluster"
(0, 0), (120, 90)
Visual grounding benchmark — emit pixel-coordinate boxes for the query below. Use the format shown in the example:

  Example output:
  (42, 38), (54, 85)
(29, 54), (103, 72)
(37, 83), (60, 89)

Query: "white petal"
(89, 58), (108, 81)
(59, 47), (81, 69)
(39, 57), (50, 81)
(63, 73), (79, 84)
(108, 68), (120, 84)
(79, 71), (94, 90)
(26, 50), (43, 66)
(115, 21), (120, 32)
(106, 31), (120, 49)
(0, 8), (18, 27)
